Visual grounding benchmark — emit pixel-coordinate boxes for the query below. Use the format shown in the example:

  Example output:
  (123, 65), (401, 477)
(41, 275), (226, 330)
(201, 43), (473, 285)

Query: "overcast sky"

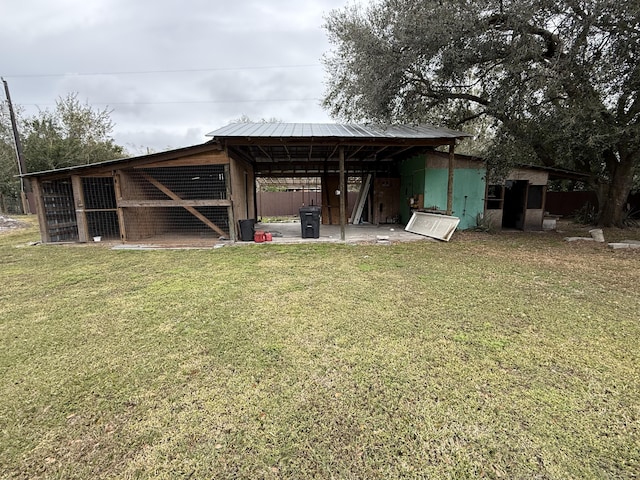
(1, 0), (357, 154)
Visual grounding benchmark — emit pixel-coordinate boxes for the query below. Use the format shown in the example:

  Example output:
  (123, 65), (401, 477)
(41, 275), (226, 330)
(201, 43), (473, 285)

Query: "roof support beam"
(257, 145), (274, 163)
(339, 146), (346, 242)
(447, 143), (455, 216)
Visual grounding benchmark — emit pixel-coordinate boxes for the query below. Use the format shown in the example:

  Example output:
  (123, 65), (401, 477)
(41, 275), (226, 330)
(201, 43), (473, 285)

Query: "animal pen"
(27, 144), (251, 244)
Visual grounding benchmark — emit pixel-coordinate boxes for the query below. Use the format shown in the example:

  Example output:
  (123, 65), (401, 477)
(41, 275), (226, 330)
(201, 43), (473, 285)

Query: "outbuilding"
(23, 123), (487, 245)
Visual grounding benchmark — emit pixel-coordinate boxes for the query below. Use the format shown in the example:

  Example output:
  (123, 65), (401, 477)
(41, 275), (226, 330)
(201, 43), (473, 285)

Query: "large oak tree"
(323, 0), (640, 226)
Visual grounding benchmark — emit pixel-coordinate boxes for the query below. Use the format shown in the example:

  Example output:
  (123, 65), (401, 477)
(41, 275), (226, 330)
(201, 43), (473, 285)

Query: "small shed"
(485, 166), (550, 230)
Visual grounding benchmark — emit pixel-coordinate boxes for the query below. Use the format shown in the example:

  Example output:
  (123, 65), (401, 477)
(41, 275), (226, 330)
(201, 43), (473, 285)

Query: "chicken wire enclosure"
(118, 165), (231, 242)
(82, 177), (120, 240)
(41, 179), (78, 242)
(132, 166), (227, 200)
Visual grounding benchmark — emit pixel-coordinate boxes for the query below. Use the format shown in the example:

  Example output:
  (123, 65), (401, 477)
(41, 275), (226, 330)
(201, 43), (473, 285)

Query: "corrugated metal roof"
(207, 123), (470, 140)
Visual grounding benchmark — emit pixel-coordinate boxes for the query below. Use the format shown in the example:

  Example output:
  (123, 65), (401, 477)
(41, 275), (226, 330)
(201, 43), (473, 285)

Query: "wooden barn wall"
(373, 178), (401, 224)
(230, 156), (255, 224)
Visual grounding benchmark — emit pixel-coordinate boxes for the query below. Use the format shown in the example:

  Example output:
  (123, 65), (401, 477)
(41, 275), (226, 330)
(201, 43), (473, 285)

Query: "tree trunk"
(596, 151), (636, 227)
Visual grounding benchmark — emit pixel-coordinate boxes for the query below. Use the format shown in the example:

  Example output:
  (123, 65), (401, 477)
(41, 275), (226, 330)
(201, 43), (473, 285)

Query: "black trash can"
(299, 206), (321, 239)
(239, 219), (256, 241)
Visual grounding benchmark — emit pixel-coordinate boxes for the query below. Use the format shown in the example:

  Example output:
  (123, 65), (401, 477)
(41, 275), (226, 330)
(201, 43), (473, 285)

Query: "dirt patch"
(0, 215), (30, 232)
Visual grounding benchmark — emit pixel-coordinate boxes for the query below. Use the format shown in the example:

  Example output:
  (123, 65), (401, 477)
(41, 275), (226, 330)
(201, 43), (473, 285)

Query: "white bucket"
(589, 229), (604, 242)
(93, 236), (102, 242)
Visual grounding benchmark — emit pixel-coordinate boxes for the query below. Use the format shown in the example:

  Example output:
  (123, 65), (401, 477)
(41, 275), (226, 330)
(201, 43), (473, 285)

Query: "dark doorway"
(502, 180), (528, 229)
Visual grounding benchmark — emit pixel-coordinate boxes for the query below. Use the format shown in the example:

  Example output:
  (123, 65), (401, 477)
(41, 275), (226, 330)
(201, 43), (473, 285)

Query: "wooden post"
(113, 172), (127, 242)
(2, 78), (31, 214)
(224, 164), (236, 242)
(447, 143), (455, 216)
(30, 178), (50, 243)
(71, 175), (89, 242)
(339, 146), (346, 241)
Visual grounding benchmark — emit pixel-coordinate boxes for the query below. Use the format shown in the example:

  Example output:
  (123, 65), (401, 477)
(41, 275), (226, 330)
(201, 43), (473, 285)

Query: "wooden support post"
(139, 171), (227, 237)
(224, 164), (236, 242)
(339, 146), (346, 241)
(31, 178), (50, 243)
(113, 172), (127, 242)
(447, 143), (455, 216)
(71, 175), (89, 242)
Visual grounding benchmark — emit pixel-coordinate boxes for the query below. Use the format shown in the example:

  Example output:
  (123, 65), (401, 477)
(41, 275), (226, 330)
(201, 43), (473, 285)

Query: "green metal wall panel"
(401, 156), (486, 230)
(452, 168), (486, 229)
(424, 169), (449, 211)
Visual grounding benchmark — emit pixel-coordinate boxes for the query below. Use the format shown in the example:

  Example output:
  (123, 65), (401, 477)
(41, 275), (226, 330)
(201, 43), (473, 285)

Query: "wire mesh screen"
(41, 179), (78, 242)
(82, 177), (117, 209)
(86, 211), (120, 239)
(120, 165), (230, 242)
(133, 166), (227, 200)
(82, 177), (120, 240)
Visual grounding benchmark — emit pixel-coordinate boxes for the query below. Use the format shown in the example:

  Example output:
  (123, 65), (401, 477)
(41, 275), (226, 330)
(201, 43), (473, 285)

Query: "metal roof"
(207, 123), (470, 140)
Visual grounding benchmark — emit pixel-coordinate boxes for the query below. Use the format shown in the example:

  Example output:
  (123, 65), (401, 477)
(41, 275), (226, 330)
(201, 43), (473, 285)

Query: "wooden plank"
(117, 199), (232, 208)
(71, 175), (89, 243)
(113, 172), (127, 241)
(135, 151), (230, 169)
(350, 174), (372, 224)
(30, 178), (50, 243)
(139, 171), (227, 237)
(447, 143), (455, 215)
(339, 147), (345, 241)
(224, 164), (236, 241)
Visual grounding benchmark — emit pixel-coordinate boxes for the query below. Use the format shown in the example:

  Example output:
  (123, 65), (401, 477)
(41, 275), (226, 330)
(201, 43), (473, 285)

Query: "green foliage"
(572, 202), (598, 225)
(21, 93), (125, 172)
(0, 94), (125, 198)
(323, 0), (640, 226)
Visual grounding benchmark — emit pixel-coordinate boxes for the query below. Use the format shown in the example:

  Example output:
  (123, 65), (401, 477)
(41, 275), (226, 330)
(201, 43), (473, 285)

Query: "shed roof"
(209, 122), (470, 176)
(207, 123), (469, 140)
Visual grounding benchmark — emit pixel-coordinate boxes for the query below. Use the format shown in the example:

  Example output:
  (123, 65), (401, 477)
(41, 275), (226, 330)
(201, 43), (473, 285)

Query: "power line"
(17, 97), (321, 107)
(2, 64), (323, 79)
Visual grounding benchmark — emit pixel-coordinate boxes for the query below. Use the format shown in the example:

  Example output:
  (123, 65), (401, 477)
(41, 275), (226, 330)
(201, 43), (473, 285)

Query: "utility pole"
(2, 77), (30, 214)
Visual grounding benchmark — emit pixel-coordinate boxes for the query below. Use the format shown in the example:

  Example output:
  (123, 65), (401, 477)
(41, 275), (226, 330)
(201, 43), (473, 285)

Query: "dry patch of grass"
(1, 220), (639, 478)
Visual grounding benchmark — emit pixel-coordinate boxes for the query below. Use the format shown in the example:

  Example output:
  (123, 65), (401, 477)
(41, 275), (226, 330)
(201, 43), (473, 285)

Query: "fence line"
(0, 194), (23, 215)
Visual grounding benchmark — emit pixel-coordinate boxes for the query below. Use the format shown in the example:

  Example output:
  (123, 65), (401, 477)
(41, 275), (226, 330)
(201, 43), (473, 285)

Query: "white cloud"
(1, 0), (350, 151)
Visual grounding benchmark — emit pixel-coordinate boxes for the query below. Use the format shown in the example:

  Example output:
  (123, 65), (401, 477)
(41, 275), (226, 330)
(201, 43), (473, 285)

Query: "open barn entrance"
(256, 176), (366, 224)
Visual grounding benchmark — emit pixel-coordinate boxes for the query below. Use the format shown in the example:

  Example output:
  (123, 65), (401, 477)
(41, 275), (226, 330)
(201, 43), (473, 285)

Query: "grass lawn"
(1, 218), (639, 479)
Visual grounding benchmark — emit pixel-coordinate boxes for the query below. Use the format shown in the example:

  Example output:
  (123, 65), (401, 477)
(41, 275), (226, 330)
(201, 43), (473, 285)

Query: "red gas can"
(265, 232), (273, 242)
(254, 231), (266, 243)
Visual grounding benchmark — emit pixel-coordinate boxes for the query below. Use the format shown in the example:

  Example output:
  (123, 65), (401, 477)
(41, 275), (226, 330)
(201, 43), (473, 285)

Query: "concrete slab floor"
(246, 222), (433, 245)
